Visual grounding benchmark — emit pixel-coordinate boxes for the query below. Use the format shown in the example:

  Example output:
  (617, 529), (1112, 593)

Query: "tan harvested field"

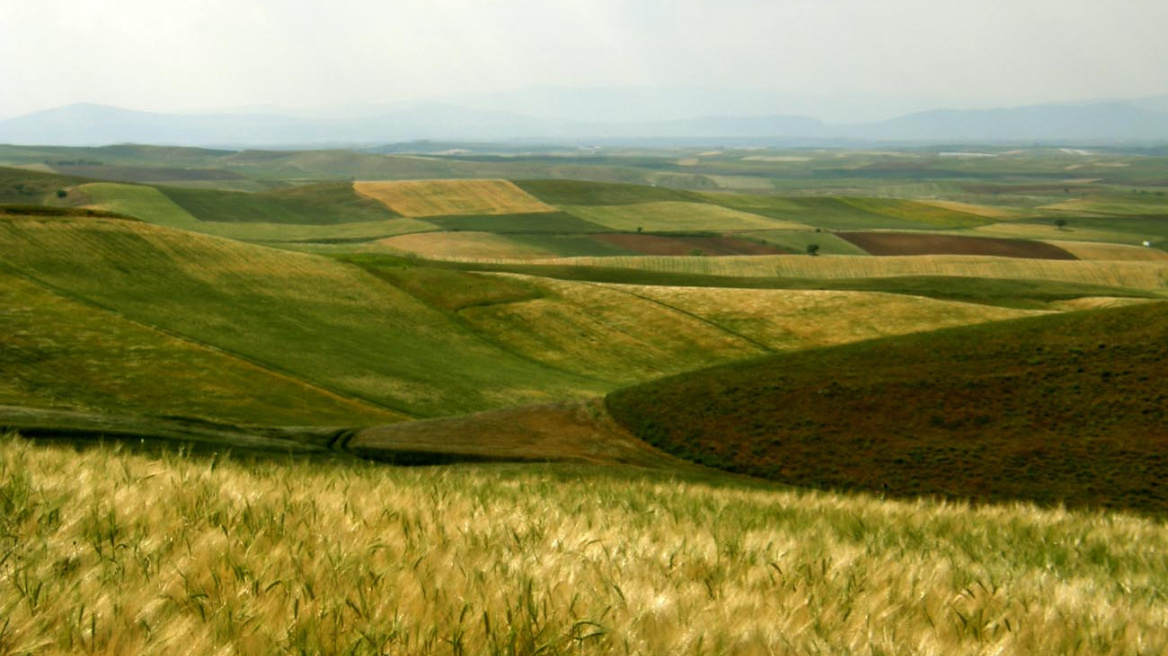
(354, 179), (556, 217)
(1046, 240), (1168, 262)
(511, 254), (1168, 289)
(565, 201), (807, 232)
(373, 231), (558, 259)
(838, 232), (1076, 259)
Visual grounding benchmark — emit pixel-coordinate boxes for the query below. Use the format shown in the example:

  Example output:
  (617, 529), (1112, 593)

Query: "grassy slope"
(607, 301), (1168, 513)
(82, 182), (437, 242)
(563, 201), (806, 232)
(6, 214), (1033, 421)
(514, 179), (709, 205)
(0, 215), (606, 418)
(511, 253), (1168, 290)
(343, 256), (1042, 383)
(0, 166), (85, 204)
(701, 193), (994, 231)
(161, 183), (402, 224)
(0, 268), (399, 425)
(441, 258), (1162, 309)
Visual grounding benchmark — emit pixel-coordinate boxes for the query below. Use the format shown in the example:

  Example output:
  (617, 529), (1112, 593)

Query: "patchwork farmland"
(1, 145), (1167, 654)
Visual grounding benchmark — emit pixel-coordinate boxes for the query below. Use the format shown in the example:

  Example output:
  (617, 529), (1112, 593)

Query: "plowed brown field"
(839, 232), (1077, 259)
(593, 233), (788, 256)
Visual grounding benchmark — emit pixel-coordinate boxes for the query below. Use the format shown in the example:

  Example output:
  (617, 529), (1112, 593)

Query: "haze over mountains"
(3, 90), (1168, 148)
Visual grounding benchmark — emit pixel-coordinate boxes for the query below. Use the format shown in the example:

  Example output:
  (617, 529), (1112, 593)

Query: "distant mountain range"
(2, 97), (1167, 147)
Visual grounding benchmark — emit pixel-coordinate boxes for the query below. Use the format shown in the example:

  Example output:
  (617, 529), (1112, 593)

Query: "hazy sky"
(3, 0), (1168, 121)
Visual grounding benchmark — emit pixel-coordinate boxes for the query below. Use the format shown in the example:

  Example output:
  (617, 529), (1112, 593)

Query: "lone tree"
(1055, 218), (1068, 230)
(806, 243), (821, 256)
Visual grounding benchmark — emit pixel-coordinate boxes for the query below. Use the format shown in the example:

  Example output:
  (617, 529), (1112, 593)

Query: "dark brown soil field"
(593, 233), (788, 256)
(839, 231), (1077, 259)
(606, 301), (1168, 514)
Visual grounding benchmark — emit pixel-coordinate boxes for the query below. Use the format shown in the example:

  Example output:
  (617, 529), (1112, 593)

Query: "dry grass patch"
(1, 434), (1165, 655)
(354, 180), (556, 217)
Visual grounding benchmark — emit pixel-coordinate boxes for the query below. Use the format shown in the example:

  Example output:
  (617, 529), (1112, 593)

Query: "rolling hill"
(606, 301), (1168, 513)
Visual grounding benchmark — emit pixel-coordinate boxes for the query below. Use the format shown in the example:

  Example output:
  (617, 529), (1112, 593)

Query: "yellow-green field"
(0, 269), (400, 425)
(1, 434), (1164, 655)
(1046, 240), (1168, 262)
(917, 200), (1022, 220)
(81, 182), (439, 242)
(973, 222), (1157, 246)
(354, 179), (556, 217)
(456, 274), (1041, 383)
(563, 201), (807, 232)
(373, 231), (559, 259)
(515, 254), (1168, 290)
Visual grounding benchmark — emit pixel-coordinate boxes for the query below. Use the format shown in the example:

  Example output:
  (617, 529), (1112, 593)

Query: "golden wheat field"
(354, 180), (557, 217)
(1, 434), (1165, 656)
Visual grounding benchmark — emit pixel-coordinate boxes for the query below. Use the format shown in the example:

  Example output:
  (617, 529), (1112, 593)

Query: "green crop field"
(0, 214), (609, 418)
(514, 179), (709, 205)
(161, 183), (402, 224)
(563, 201), (807, 232)
(0, 268), (396, 425)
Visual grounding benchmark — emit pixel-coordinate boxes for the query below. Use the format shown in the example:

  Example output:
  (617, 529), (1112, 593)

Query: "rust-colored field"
(839, 232), (1077, 260)
(593, 233), (788, 256)
(354, 180), (556, 217)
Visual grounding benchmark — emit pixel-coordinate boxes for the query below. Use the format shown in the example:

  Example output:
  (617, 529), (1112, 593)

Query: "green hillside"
(0, 213), (607, 418)
(160, 183), (401, 224)
(607, 301), (1168, 513)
